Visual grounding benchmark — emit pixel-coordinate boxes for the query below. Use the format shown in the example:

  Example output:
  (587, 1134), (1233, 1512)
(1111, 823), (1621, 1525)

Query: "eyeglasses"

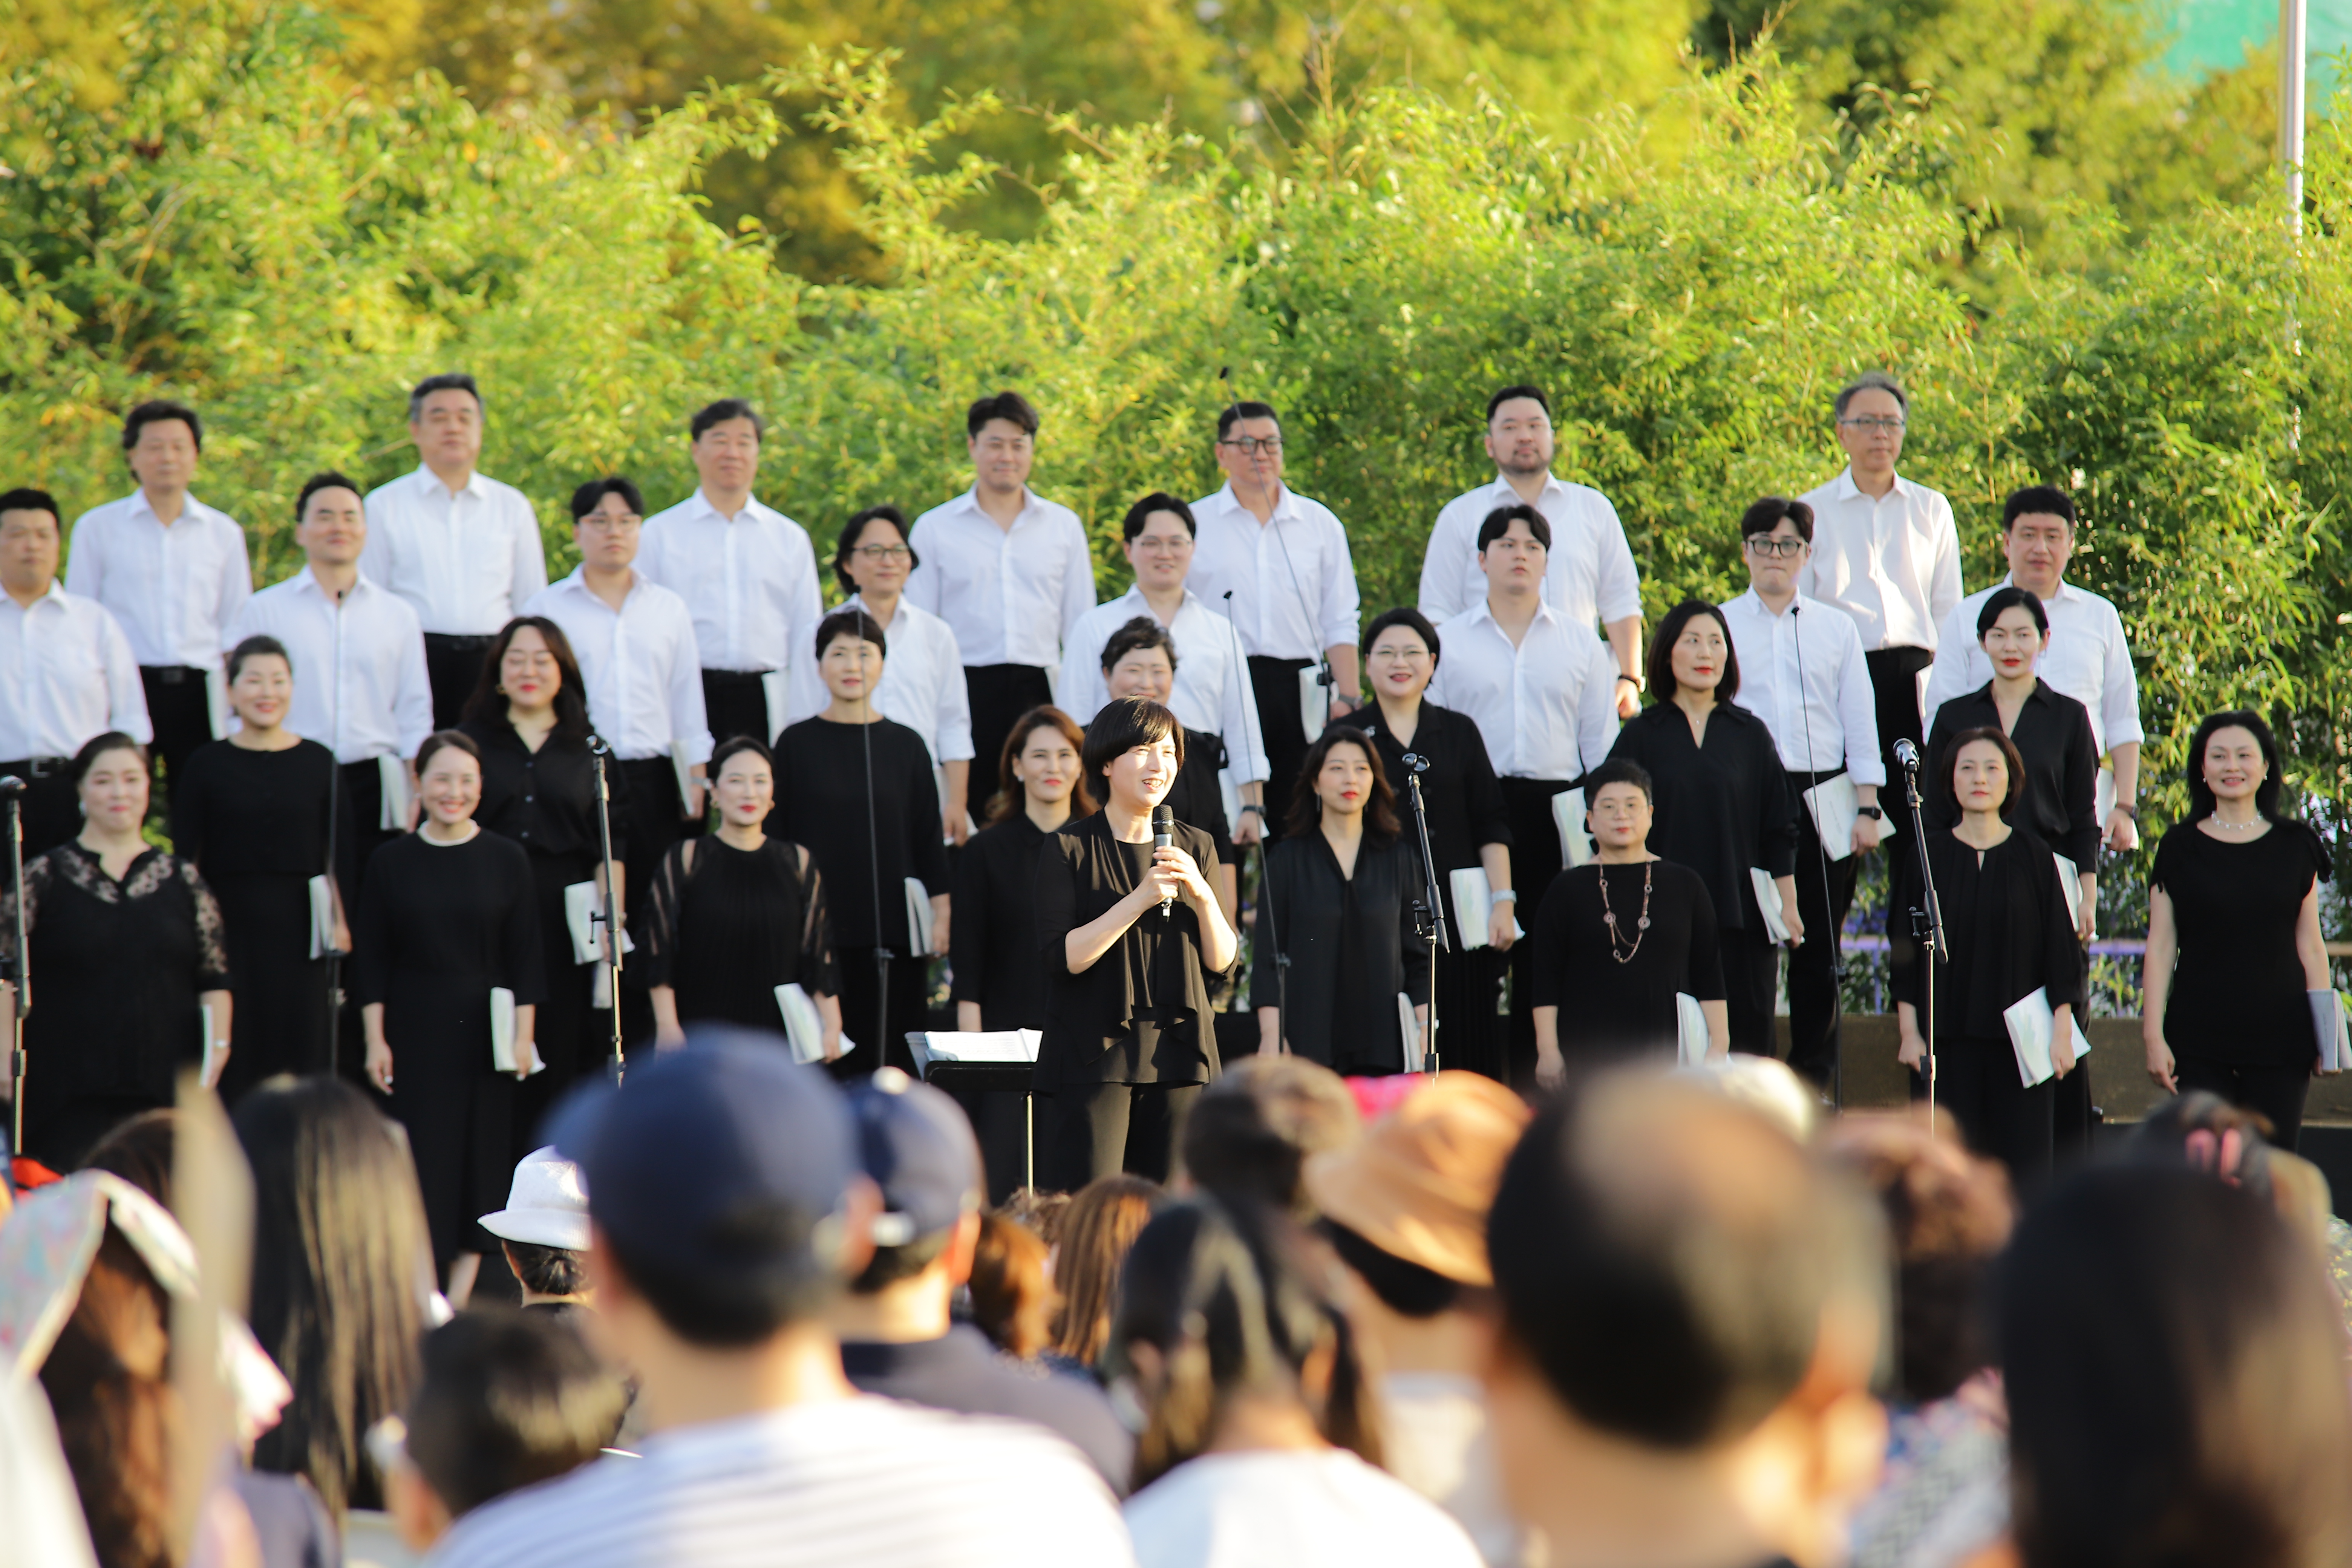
(852, 544), (913, 563)
(1838, 416), (1906, 434)
(1368, 646), (1431, 663)
(1219, 436), (1283, 458)
(1744, 537), (1805, 559)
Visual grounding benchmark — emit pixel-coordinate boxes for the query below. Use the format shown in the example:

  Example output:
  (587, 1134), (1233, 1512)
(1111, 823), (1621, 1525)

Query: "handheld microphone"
(1153, 805), (1176, 915)
(1893, 738), (1921, 772)
(586, 735), (612, 758)
(1401, 752), (1431, 774)
(0, 777), (23, 798)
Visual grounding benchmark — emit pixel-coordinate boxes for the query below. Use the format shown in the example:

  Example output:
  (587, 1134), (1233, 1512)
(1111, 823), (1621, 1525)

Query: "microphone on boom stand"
(0, 776), (25, 1153)
(1893, 737), (1946, 1132)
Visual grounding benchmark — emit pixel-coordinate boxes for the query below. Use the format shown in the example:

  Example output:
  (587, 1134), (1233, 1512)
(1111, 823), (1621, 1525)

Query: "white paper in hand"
(903, 877), (936, 957)
(489, 986), (541, 1075)
(307, 875), (336, 960)
(774, 982), (827, 1064)
(200, 1003), (224, 1087)
(2311, 990), (2350, 1075)
(1447, 867), (1523, 950)
(1550, 788), (1593, 869)
(2003, 987), (2089, 1089)
(761, 671), (791, 749)
(1675, 993), (1709, 1066)
(378, 753), (415, 832)
(1297, 667), (1328, 746)
(563, 882), (635, 966)
(669, 740), (697, 822)
(1749, 868), (1790, 943)
(1800, 773), (1894, 858)
(2051, 851), (2084, 931)
(1398, 991), (1425, 1073)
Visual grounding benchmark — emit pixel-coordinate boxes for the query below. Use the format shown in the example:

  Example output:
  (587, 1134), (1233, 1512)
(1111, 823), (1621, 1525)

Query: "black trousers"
(1245, 655), (1316, 838)
(1048, 1079), (1203, 1188)
(832, 945), (934, 1080)
(2177, 1057), (2312, 1151)
(1916, 1034), (2055, 1190)
(1864, 646), (1934, 797)
(1431, 942), (1511, 1083)
(422, 634), (496, 731)
(2053, 1022), (2097, 1165)
(964, 665), (1055, 790)
(139, 665), (215, 790)
(338, 760), (407, 896)
(702, 669), (772, 747)
(1720, 921), (1781, 1058)
(0, 758), (84, 858)
(1784, 782), (1859, 1087)
(1496, 775), (1572, 1087)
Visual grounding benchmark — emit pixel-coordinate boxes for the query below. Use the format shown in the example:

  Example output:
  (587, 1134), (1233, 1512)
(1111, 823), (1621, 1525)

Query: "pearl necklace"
(2208, 815), (2264, 833)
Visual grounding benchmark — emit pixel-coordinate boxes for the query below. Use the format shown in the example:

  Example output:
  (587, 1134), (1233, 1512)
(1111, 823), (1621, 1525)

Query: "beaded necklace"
(1599, 861), (1654, 964)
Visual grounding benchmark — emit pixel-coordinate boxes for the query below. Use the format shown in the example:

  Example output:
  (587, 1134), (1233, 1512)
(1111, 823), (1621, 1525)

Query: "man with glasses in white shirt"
(906, 391), (1097, 783)
(361, 372), (550, 729)
(1419, 384), (1646, 718)
(66, 400), (253, 791)
(637, 399), (824, 748)
(1429, 504), (1619, 1083)
(229, 472), (435, 884)
(1718, 496), (1883, 1094)
(1187, 400), (1362, 833)
(1797, 372), (1962, 798)
(0, 488), (151, 855)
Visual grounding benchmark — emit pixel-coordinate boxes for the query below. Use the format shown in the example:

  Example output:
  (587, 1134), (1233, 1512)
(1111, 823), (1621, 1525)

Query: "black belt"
(701, 668), (773, 685)
(141, 665), (208, 684)
(422, 632), (496, 651)
(1786, 766), (1846, 788)
(0, 756), (68, 778)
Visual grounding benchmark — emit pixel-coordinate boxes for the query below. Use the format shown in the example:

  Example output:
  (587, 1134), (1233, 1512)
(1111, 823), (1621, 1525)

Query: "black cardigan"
(1893, 825), (2085, 1038)
(1349, 702), (1512, 948)
(951, 811), (1055, 1031)
(1249, 828), (1431, 1073)
(1606, 701), (1799, 933)
(1923, 680), (2100, 871)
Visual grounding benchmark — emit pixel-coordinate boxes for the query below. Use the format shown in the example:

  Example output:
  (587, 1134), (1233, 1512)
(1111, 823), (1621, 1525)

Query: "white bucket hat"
(478, 1145), (590, 1251)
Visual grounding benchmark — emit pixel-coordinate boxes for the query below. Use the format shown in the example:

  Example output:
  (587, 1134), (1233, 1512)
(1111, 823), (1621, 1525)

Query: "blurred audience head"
(1179, 1055), (1362, 1218)
(1997, 1164), (2352, 1568)
(79, 1109), (178, 1212)
(969, 1211), (1057, 1361)
(1050, 1175), (1165, 1370)
(2129, 1090), (2276, 1200)
(1677, 1054), (1820, 1144)
(842, 1069), (983, 1306)
(1001, 1187), (1073, 1250)
(479, 1145), (593, 1308)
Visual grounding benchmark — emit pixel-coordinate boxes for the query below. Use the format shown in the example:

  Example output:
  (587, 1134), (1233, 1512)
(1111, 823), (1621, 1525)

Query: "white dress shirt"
(1922, 575), (2143, 756)
(1186, 485), (1361, 662)
(1428, 599), (1619, 781)
(1418, 473), (1642, 632)
(359, 466), (549, 635)
(636, 489), (825, 676)
(0, 584), (152, 758)
(229, 570), (433, 765)
(1795, 467), (1963, 652)
(1718, 590), (1886, 785)
(1057, 585), (1272, 783)
(905, 488), (1096, 669)
(785, 594), (975, 770)
(521, 571), (711, 765)
(65, 490), (253, 669)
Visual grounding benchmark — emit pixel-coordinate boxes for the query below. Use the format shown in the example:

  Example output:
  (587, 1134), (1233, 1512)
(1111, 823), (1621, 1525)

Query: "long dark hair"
(2184, 709), (2287, 824)
(1646, 599), (1742, 703)
(463, 616), (591, 738)
(39, 1229), (176, 1568)
(1283, 725), (1401, 841)
(986, 705), (1098, 827)
(1050, 1174), (1165, 1368)
(234, 1076), (432, 1516)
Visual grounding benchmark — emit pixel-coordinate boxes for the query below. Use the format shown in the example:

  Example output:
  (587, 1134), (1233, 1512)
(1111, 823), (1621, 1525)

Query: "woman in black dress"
(2143, 710), (2335, 1148)
(1035, 697), (1238, 1186)
(1607, 600), (1802, 1056)
(172, 635), (356, 1102)
(770, 608), (950, 1077)
(1530, 758), (1726, 1083)
(645, 735), (841, 1054)
(1893, 728), (2083, 1187)
(954, 706), (1096, 1033)
(355, 729), (543, 1298)
(1351, 607), (1516, 1081)
(459, 617), (626, 1122)
(0, 733), (231, 1169)
(1251, 727), (1429, 1074)
(1098, 617), (1237, 919)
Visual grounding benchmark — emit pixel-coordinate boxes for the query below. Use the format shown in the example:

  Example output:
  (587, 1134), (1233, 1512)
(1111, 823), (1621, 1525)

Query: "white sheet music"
(306, 874), (336, 960)
(1550, 788), (1592, 869)
(564, 881), (635, 966)
(1750, 868), (1790, 942)
(377, 753), (414, 832)
(1447, 866), (1524, 950)
(775, 982), (826, 1064)
(1398, 991), (1425, 1073)
(1802, 772), (1896, 860)
(2052, 851), (2083, 930)
(1298, 666), (1328, 746)
(904, 877), (937, 956)
(2003, 986), (2091, 1088)
(2312, 990), (2349, 1075)
(1675, 993), (1709, 1065)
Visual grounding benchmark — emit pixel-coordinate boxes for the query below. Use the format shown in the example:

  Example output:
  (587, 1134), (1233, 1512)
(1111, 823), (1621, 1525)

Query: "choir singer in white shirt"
(1419, 384), (1645, 717)
(1429, 503), (1619, 1083)
(906, 391), (1097, 784)
(66, 399), (252, 789)
(1718, 496), (1883, 1094)
(229, 472), (435, 885)
(1186, 399), (1362, 835)
(360, 372), (550, 729)
(0, 488), (152, 855)
(636, 398), (824, 748)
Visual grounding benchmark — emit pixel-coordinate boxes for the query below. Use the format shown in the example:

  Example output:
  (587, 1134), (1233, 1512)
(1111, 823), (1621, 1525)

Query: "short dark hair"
(407, 372), (482, 422)
(1283, 725), (1400, 841)
(1360, 606), (1441, 670)
(80, 1109), (178, 1211)
(569, 475), (643, 521)
(1647, 600), (1741, 704)
(1582, 756), (1654, 807)
(1475, 503), (1551, 554)
(2184, 709), (2288, 826)
(1485, 384), (1549, 423)
(68, 731), (148, 791)
(710, 735), (775, 777)
(850, 1230), (954, 1295)
(1323, 1219), (1461, 1318)
(1975, 584), (2049, 639)
(1937, 725), (2026, 817)
(226, 634), (292, 684)
(0, 487), (61, 522)
(501, 1240), (588, 1298)
(464, 618), (591, 739)
(2003, 484), (2076, 531)
(403, 1310), (626, 1519)
(966, 391), (1039, 439)
(415, 728), (482, 774)
(1082, 696), (1184, 782)
(294, 472), (363, 521)
(1832, 371), (1907, 419)
(690, 398), (766, 441)
(833, 505), (917, 597)
(1739, 495), (1813, 546)
(1101, 616), (1178, 675)
(1216, 400), (1279, 440)
(1121, 491), (1196, 542)
(121, 399), (202, 453)
(815, 606), (888, 663)
(1178, 1055), (1360, 1217)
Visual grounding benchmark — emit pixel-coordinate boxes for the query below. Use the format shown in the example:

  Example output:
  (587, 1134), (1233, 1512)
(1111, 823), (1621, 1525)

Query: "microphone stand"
(1787, 601), (1845, 1110)
(2, 779), (26, 1153)
(1404, 767), (1447, 1075)
(1897, 744), (1947, 1132)
(322, 585), (347, 1075)
(859, 686), (895, 1075)
(588, 737), (625, 1084)
(1216, 583), (1288, 1052)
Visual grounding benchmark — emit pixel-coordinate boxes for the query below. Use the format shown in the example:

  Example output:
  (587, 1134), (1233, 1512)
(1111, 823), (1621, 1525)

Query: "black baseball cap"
(845, 1067), (983, 1246)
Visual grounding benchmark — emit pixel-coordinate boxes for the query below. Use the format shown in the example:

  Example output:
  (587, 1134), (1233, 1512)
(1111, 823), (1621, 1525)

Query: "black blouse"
(1249, 829), (1431, 1074)
(170, 739), (359, 891)
(952, 811), (1060, 1031)
(1349, 703), (1512, 948)
(462, 719), (630, 867)
(1529, 859), (1723, 1059)
(1607, 702), (1799, 932)
(1893, 827), (2084, 1039)
(2151, 821), (2331, 1067)
(640, 835), (839, 1031)
(1923, 681), (2099, 871)
(1034, 813), (1229, 1089)
(770, 717), (952, 955)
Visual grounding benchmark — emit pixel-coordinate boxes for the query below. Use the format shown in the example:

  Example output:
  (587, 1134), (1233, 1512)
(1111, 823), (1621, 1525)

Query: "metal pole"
(6, 787), (25, 1153)
(322, 589), (347, 1075)
(589, 739), (625, 1084)
(1897, 748), (1946, 1133)
(1404, 770), (1448, 1074)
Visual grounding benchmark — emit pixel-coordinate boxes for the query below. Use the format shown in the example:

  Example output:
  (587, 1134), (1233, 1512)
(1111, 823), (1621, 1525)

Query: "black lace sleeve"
(0, 853), (52, 977)
(793, 844), (841, 998)
(180, 859), (233, 991)
(639, 840), (694, 991)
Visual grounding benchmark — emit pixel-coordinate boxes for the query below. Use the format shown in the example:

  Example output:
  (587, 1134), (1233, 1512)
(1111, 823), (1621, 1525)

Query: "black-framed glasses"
(1219, 436), (1283, 457)
(852, 544), (913, 563)
(1744, 537), (1805, 559)
(1838, 416), (1906, 434)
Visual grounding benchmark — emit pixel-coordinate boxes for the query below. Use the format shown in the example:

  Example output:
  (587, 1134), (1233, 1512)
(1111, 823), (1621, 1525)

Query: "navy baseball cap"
(845, 1067), (983, 1246)
(545, 1026), (859, 1284)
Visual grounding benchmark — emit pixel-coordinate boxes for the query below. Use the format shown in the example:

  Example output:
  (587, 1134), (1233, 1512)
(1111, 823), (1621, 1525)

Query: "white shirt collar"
(1486, 472), (1568, 504)
(1207, 482), (1300, 524)
(1830, 465), (1913, 504)
(560, 564), (646, 605)
(686, 487), (770, 525)
(6, 580), (68, 614)
(1464, 592), (1559, 632)
(1995, 571), (2076, 604)
(949, 485), (1040, 525)
(413, 464), (485, 501)
(1731, 586), (1807, 620)
(845, 592), (908, 630)
(296, 567), (371, 602)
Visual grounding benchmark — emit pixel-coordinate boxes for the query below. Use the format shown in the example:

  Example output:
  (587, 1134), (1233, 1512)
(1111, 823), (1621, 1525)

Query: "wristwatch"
(1615, 673), (1643, 689)
(2117, 804), (2140, 821)
(1855, 806), (1883, 821)
(1490, 890), (1517, 903)
(1239, 803), (1268, 819)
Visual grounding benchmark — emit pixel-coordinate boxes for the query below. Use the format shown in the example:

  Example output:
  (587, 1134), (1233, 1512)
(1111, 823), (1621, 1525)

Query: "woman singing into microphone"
(1035, 697), (1238, 1187)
